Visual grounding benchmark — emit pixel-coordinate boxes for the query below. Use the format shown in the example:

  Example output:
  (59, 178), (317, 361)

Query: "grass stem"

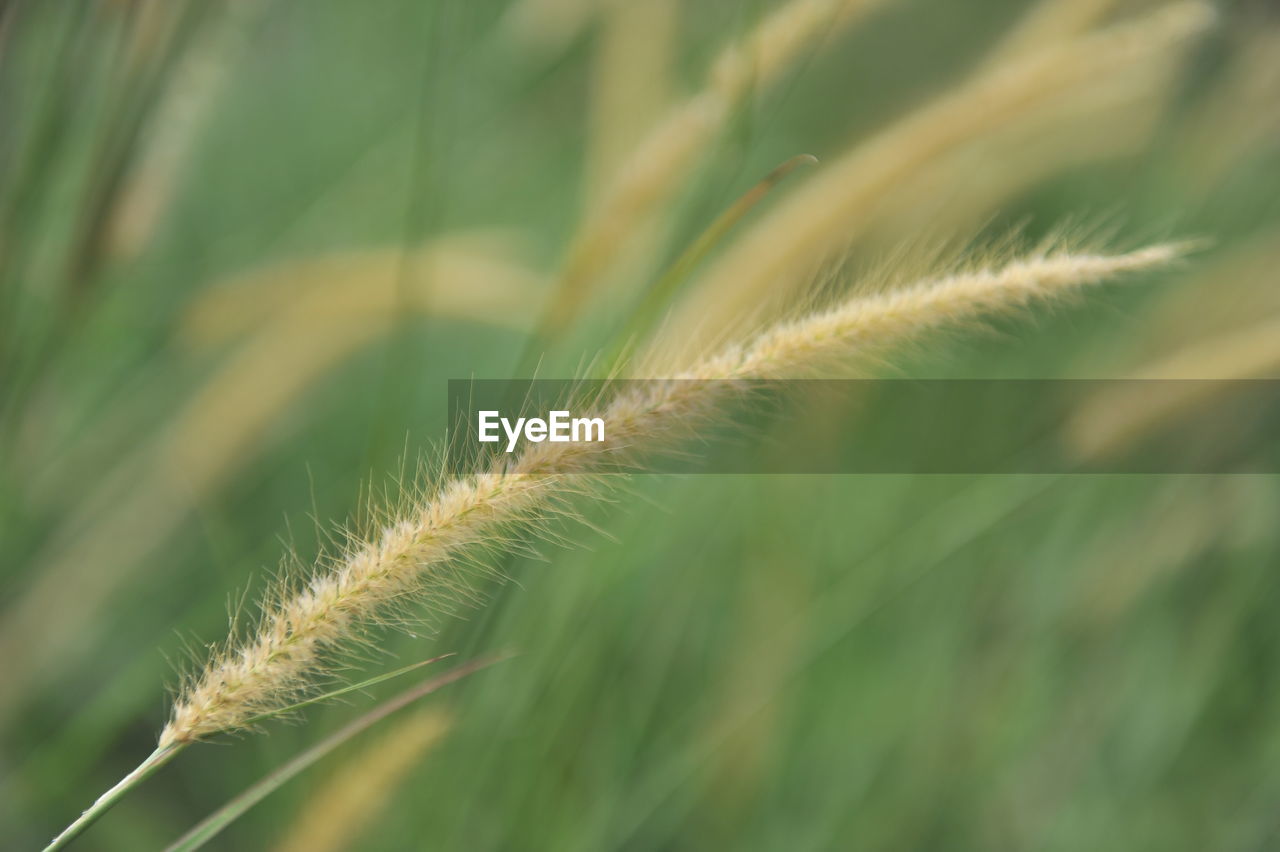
(44, 743), (184, 852)
(164, 655), (508, 852)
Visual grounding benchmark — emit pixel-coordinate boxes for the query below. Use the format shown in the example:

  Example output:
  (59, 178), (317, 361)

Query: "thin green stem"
(44, 742), (185, 852)
(600, 153), (818, 374)
(164, 653), (511, 852)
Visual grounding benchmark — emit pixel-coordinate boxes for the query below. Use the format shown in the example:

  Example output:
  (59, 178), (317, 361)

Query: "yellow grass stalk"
(585, 0), (679, 201)
(1067, 231), (1280, 460)
(273, 711), (451, 852)
(541, 0), (890, 336)
(861, 48), (1182, 248)
(160, 244), (1178, 747)
(176, 238), (543, 493)
(576, 0), (681, 313)
(706, 0), (889, 103)
(984, 0), (1125, 66)
(1173, 26), (1280, 196)
(0, 236), (541, 722)
(1067, 314), (1280, 461)
(658, 2), (1212, 356)
(108, 0), (266, 258)
(1127, 234), (1280, 358)
(181, 232), (539, 347)
(496, 0), (606, 58)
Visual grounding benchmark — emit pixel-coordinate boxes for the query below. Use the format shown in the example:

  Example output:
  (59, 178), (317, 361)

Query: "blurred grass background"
(2, 0), (1280, 848)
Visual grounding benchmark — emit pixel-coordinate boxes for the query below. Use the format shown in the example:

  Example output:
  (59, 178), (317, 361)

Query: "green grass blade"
(236, 653), (457, 728)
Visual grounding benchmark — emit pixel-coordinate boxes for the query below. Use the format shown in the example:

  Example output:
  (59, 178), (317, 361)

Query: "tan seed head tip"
(1117, 240), (1200, 271)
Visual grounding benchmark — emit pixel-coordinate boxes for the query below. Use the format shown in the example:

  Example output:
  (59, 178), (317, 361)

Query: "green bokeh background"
(3, 0), (1280, 849)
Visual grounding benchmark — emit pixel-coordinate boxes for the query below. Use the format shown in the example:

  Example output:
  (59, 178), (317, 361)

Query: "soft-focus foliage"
(2, 0), (1279, 849)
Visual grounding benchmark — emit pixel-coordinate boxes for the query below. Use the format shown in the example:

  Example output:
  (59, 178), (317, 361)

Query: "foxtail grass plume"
(161, 243), (1179, 746)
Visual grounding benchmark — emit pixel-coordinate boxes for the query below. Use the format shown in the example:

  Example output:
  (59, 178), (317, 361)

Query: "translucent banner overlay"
(446, 379), (1280, 474)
